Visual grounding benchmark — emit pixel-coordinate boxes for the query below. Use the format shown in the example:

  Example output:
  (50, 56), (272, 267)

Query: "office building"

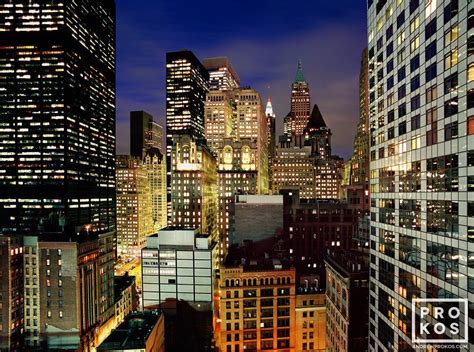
(170, 135), (219, 243)
(166, 50), (209, 141)
(205, 90), (236, 151)
(141, 228), (215, 309)
(325, 249), (369, 352)
(295, 290), (326, 352)
(234, 88), (269, 193)
(342, 49), (371, 211)
(273, 105), (343, 199)
(0, 0), (116, 237)
(282, 190), (357, 274)
(113, 275), (138, 327)
(217, 261), (296, 351)
(97, 311), (165, 352)
(228, 194), (283, 245)
(116, 155), (154, 259)
(203, 56), (240, 91)
(144, 148), (168, 233)
(266, 98), (277, 178)
(285, 60), (311, 136)
(21, 230), (116, 351)
(130, 111), (163, 157)
(368, 1), (473, 350)
(0, 236), (24, 351)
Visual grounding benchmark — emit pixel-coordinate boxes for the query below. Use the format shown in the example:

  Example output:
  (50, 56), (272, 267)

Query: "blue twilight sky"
(116, 0), (368, 159)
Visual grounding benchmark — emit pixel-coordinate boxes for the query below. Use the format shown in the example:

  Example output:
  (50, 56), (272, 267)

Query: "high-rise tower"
(0, 0), (116, 237)
(286, 60), (311, 136)
(368, 1), (473, 350)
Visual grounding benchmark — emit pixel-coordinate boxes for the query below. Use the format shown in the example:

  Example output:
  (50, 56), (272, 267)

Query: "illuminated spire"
(265, 98), (275, 117)
(294, 59), (305, 83)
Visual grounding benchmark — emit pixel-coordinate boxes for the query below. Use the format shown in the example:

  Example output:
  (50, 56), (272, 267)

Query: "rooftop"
(325, 249), (369, 278)
(97, 311), (162, 350)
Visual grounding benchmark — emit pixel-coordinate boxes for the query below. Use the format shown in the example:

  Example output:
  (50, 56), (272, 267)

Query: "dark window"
(427, 129), (437, 146)
(410, 75), (420, 91)
(398, 66), (406, 82)
(425, 42), (437, 61)
(410, 54), (420, 72)
(377, 53), (383, 64)
(444, 73), (458, 94)
(444, 122), (458, 141)
(397, 11), (405, 28)
(399, 121), (407, 135)
(387, 41), (393, 56)
(398, 85), (406, 99)
(426, 63), (437, 82)
(387, 59), (394, 73)
(387, 76), (394, 90)
(468, 36), (474, 56)
(411, 95), (420, 111)
(468, 89), (474, 110)
(386, 25), (393, 40)
(378, 68), (384, 81)
(425, 18), (437, 40)
(409, 0), (419, 14)
(469, 8), (474, 30)
(388, 110), (395, 123)
(379, 147), (385, 159)
(444, 0), (458, 24)
(377, 37), (384, 51)
(411, 115), (421, 130)
(399, 103), (407, 118)
(388, 127), (395, 140)
(444, 97), (458, 118)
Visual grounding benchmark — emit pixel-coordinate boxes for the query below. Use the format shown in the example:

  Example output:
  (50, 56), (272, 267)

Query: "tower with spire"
(286, 60), (311, 136)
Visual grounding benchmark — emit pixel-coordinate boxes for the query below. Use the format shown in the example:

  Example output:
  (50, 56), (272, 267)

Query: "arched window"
(230, 279), (234, 287)
(253, 279), (257, 286)
(225, 279), (229, 287)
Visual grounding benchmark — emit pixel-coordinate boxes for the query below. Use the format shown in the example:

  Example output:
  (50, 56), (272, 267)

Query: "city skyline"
(115, 0), (367, 159)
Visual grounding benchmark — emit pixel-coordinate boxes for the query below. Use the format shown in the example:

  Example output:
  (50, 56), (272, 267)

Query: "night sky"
(116, 0), (367, 159)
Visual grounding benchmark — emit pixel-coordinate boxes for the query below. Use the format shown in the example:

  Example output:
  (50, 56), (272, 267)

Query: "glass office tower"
(368, 0), (473, 350)
(0, 0), (116, 237)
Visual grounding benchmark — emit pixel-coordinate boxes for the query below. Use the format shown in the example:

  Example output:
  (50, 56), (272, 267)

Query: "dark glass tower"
(0, 0), (116, 237)
(166, 50), (209, 142)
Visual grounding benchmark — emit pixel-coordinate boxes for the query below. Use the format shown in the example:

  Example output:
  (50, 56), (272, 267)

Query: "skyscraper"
(203, 56), (240, 91)
(116, 155), (154, 259)
(144, 148), (167, 233)
(205, 90), (235, 151)
(342, 49), (370, 211)
(0, 0), (116, 237)
(166, 50), (209, 142)
(368, 1), (473, 350)
(130, 111), (163, 158)
(266, 98), (276, 179)
(286, 60), (311, 136)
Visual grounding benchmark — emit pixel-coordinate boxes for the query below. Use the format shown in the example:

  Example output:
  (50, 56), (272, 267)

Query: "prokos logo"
(411, 298), (468, 344)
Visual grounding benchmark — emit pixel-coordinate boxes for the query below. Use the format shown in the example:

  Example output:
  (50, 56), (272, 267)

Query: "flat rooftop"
(97, 311), (162, 350)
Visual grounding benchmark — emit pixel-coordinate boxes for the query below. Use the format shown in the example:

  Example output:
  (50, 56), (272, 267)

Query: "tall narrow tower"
(288, 60), (311, 135)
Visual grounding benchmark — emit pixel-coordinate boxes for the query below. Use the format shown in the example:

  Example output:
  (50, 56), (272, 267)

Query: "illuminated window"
(468, 116), (474, 135)
(468, 64), (474, 82)
(444, 24), (458, 46)
(426, 0), (437, 18)
(410, 16), (420, 33)
(444, 49), (458, 70)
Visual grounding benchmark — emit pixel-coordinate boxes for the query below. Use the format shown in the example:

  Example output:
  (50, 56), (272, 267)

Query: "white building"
(141, 228), (215, 308)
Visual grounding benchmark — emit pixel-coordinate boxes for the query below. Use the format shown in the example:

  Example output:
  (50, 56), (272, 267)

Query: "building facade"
(130, 111), (163, 158)
(203, 56), (240, 91)
(325, 250), (369, 352)
(285, 61), (311, 136)
(295, 291), (326, 352)
(170, 135), (219, 243)
(282, 190), (357, 275)
(205, 90), (236, 151)
(116, 155), (154, 259)
(144, 148), (168, 233)
(0, 236), (24, 351)
(217, 265), (296, 352)
(368, 1), (473, 350)
(141, 228), (214, 308)
(0, 0), (116, 236)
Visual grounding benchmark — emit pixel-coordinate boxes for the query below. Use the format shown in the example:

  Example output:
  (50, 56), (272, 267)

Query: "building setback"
(0, 0), (116, 237)
(368, 1), (473, 350)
